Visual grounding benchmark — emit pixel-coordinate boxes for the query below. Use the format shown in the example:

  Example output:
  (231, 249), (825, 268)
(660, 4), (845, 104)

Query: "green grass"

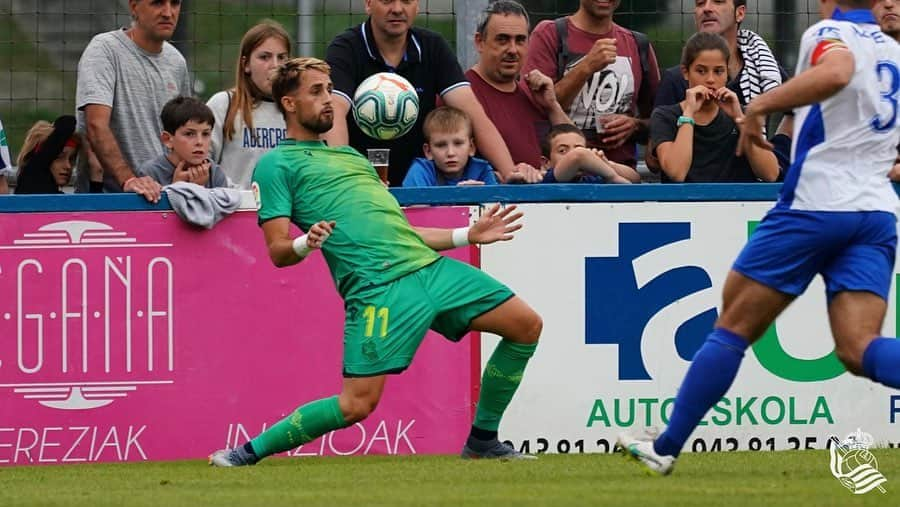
(1, 450), (898, 506)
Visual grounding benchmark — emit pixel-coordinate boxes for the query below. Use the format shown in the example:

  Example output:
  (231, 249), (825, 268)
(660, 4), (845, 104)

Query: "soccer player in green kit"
(209, 57), (542, 466)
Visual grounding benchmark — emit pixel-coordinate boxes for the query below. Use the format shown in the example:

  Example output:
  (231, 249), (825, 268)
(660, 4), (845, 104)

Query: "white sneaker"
(617, 432), (676, 476)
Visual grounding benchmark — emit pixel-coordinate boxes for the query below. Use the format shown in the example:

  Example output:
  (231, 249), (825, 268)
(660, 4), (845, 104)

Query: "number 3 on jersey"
(872, 60), (899, 132)
(363, 306), (389, 338)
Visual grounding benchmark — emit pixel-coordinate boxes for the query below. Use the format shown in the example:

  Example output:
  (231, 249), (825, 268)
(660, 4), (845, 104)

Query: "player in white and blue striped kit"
(619, 0), (900, 475)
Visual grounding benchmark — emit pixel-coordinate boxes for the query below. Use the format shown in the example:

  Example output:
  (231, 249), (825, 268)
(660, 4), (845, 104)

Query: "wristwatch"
(677, 116), (696, 127)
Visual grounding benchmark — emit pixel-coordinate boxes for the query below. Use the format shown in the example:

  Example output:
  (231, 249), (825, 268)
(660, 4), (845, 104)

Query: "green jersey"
(252, 139), (440, 297)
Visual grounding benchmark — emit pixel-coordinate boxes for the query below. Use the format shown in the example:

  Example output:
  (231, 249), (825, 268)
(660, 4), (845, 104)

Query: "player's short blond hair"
(271, 57), (331, 115)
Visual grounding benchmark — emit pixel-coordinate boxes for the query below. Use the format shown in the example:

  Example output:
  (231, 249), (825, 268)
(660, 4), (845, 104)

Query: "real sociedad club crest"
(828, 428), (887, 495)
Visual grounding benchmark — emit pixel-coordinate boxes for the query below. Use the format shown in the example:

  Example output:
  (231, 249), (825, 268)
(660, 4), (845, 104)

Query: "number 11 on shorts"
(363, 306), (390, 338)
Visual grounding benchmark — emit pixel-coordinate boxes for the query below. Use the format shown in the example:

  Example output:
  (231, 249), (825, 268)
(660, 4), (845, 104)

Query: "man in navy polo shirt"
(324, 0), (542, 185)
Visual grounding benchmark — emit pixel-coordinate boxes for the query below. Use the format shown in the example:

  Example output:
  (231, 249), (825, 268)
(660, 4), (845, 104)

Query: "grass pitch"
(1, 450), (897, 506)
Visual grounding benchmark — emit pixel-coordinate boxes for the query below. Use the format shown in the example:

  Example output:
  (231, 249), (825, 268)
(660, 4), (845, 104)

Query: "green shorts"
(342, 256), (513, 377)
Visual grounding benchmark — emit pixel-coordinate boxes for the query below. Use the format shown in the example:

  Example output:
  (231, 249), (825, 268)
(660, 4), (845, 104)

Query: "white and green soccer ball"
(352, 72), (420, 141)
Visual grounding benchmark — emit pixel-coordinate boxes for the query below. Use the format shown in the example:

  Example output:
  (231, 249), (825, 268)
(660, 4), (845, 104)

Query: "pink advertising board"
(0, 206), (478, 465)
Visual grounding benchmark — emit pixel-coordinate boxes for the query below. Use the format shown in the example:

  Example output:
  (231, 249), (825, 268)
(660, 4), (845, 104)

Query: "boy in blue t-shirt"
(403, 106), (498, 187)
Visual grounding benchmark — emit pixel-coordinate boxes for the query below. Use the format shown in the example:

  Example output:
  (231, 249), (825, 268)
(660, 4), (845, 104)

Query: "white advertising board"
(481, 202), (900, 454)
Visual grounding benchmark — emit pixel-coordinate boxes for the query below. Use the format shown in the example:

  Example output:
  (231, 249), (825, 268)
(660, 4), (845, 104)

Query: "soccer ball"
(352, 72), (420, 140)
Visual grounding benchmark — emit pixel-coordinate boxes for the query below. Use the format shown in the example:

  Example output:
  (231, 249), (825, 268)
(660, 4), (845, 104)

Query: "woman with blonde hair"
(207, 20), (291, 189)
(15, 115), (81, 194)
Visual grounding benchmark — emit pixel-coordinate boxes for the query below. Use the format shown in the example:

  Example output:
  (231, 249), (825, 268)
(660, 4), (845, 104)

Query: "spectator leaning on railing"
(649, 0), (791, 176)
(75, 0), (191, 203)
(466, 0), (571, 171)
(539, 123), (638, 183)
(649, 33), (778, 183)
(137, 96), (227, 188)
(207, 21), (291, 190)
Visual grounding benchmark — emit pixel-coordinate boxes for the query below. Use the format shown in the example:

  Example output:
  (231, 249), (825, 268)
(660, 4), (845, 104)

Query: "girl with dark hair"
(650, 32), (778, 183)
(207, 21), (291, 189)
(15, 115), (81, 194)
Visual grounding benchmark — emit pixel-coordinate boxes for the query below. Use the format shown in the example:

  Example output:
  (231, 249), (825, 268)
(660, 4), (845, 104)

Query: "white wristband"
(451, 227), (471, 248)
(292, 234), (312, 258)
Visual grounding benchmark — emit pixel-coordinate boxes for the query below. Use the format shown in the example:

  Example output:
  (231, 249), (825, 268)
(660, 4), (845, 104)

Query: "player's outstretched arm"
(261, 217), (335, 267)
(413, 204), (523, 251)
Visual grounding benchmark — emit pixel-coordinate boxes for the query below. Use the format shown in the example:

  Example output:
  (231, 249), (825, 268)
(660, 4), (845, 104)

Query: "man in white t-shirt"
(75, 0), (191, 202)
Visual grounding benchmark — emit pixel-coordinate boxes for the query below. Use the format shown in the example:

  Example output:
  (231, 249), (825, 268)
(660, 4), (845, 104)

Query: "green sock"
(473, 341), (537, 432)
(250, 395), (348, 458)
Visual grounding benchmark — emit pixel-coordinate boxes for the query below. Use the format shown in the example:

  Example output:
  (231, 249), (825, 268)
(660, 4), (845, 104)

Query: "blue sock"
(862, 337), (900, 388)
(654, 327), (749, 458)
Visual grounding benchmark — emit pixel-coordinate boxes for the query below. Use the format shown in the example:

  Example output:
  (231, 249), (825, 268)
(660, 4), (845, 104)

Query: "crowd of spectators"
(2, 0), (899, 195)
